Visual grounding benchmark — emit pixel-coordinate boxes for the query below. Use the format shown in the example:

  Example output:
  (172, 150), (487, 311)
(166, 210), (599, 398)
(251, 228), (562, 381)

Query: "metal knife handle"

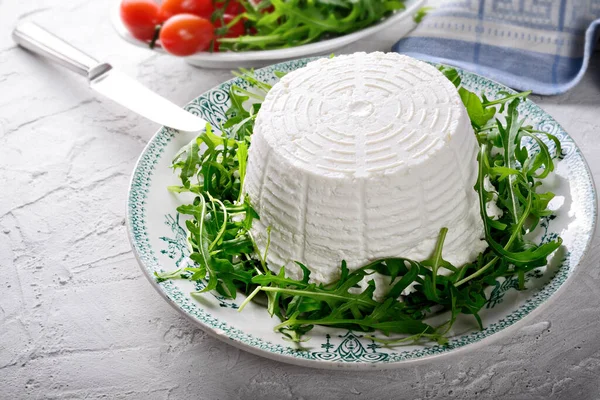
(12, 22), (111, 80)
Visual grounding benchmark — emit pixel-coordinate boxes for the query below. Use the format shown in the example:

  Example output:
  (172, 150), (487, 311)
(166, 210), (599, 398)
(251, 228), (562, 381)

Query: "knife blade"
(90, 69), (206, 132)
(12, 21), (207, 133)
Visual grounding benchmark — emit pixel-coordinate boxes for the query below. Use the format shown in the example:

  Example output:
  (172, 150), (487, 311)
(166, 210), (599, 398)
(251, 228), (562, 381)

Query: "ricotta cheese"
(484, 176), (504, 220)
(243, 52), (488, 284)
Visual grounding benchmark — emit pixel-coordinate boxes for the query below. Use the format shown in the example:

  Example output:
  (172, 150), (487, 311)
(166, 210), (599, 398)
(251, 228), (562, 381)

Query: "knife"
(12, 22), (207, 133)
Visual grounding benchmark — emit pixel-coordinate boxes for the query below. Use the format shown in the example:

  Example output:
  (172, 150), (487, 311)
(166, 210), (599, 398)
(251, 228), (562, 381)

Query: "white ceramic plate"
(111, 0), (424, 68)
(127, 57), (597, 369)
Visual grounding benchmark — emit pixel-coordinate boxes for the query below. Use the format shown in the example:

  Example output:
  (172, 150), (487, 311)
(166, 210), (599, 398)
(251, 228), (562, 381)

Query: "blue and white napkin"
(393, 0), (600, 95)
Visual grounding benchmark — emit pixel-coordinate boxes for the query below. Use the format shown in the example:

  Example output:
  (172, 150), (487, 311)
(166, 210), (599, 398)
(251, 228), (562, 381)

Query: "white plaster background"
(1, 1), (599, 399)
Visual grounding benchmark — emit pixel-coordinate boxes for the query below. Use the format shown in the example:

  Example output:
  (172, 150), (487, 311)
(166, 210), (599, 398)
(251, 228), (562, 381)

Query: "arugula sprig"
(217, 0), (406, 51)
(158, 63), (562, 345)
(438, 66), (562, 286)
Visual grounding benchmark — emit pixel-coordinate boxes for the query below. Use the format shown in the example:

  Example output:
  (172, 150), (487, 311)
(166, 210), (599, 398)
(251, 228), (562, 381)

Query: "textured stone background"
(1, 1), (599, 399)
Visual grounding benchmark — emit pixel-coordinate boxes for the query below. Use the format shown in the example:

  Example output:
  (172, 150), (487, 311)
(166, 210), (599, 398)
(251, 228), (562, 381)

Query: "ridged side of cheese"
(243, 52), (487, 284)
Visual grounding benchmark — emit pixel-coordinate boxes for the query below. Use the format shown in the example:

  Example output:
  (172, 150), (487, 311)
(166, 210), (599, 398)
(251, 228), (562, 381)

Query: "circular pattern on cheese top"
(255, 52), (465, 177)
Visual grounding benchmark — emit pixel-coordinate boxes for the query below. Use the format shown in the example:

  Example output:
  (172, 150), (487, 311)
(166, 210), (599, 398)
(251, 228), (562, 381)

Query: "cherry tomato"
(159, 0), (214, 21)
(215, 14), (245, 38)
(159, 14), (215, 56)
(216, 0), (245, 14)
(212, 14), (245, 51)
(120, 0), (160, 42)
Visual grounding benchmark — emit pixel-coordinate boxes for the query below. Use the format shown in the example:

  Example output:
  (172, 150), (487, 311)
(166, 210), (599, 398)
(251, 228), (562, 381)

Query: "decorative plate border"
(127, 57), (597, 369)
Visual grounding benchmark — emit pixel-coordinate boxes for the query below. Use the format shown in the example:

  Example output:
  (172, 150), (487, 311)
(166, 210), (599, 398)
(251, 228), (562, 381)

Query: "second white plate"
(111, 0), (424, 68)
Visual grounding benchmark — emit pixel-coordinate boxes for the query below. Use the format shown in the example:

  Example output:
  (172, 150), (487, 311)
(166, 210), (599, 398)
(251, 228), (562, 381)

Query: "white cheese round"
(243, 52), (487, 284)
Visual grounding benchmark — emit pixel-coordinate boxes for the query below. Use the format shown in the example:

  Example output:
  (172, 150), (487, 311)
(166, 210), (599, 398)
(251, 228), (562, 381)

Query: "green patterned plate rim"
(127, 56), (597, 369)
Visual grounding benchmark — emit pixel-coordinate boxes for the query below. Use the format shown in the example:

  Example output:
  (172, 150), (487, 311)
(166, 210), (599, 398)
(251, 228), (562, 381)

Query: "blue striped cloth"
(393, 0), (600, 95)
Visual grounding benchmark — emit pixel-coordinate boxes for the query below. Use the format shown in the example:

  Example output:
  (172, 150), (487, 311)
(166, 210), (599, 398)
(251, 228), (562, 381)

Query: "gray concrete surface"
(1, 1), (600, 399)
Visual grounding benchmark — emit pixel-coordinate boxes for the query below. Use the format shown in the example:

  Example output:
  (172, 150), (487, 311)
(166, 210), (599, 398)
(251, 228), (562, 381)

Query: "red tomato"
(215, 14), (245, 38)
(216, 0), (244, 14)
(160, 14), (215, 56)
(159, 0), (214, 21)
(120, 0), (160, 42)
(212, 14), (245, 51)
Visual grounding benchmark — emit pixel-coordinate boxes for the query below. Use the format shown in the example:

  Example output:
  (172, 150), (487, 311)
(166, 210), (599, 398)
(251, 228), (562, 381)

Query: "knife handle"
(12, 22), (111, 80)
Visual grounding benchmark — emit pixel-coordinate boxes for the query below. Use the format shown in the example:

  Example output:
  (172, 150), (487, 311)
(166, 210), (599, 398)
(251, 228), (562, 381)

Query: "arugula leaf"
(438, 65), (461, 87)
(413, 6), (433, 23)
(459, 87), (496, 128)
